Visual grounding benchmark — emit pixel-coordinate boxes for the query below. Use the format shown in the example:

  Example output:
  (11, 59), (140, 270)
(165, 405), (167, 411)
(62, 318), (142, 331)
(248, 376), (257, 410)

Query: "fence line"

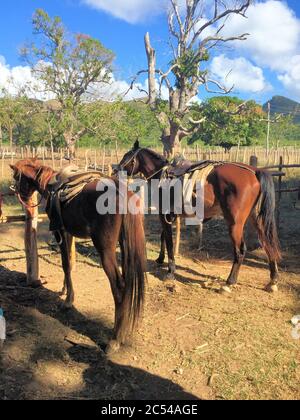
(1, 145), (300, 175)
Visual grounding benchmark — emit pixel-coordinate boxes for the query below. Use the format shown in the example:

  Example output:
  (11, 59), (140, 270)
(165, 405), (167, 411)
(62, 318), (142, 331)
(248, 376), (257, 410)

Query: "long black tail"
(119, 211), (146, 342)
(255, 170), (281, 262)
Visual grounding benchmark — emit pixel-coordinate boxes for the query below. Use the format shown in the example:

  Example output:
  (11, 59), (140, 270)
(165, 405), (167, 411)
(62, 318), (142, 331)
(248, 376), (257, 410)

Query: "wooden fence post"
(175, 217), (181, 256)
(277, 156), (283, 228)
(250, 155), (258, 167)
(247, 155), (260, 250)
(24, 191), (40, 287)
(70, 236), (76, 270)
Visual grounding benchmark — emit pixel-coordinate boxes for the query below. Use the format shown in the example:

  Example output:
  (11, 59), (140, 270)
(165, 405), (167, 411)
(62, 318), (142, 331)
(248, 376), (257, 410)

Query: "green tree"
(0, 89), (29, 148)
(131, 0), (252, 156)
(22, 9), (115, 155)
(189, 96), (266, 146)
(78, 100), (161, 148)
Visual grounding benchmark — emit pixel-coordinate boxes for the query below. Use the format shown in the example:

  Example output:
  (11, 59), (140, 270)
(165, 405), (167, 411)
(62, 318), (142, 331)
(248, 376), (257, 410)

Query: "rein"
(16, 192), (44, 209)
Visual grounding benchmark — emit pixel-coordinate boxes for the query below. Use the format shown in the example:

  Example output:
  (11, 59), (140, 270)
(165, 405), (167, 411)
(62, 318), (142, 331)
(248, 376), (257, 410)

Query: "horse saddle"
(167, 157), (219, 178)
(47, 165), (104, 232)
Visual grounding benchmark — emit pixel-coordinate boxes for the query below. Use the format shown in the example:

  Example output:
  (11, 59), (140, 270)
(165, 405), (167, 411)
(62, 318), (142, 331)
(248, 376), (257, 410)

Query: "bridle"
(119, 148), (169, 181)
(12, 168), (44, 209)
(119, 148), (142, 177)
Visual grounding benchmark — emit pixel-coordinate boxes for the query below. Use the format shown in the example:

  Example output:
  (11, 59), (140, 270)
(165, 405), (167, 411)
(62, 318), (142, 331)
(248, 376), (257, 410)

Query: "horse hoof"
(220, 285), (232, 294)
(62, 300), (73, 310)
(266, 284), (278, 293)
(105, 340), (120, 356)
(27, 280), (42, 289)
(156, 258), (165, 266)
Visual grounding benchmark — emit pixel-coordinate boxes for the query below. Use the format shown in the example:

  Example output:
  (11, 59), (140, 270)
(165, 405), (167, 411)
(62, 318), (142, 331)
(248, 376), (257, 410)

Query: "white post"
(24, 191), (40, 287)
(266, 102), (271, 155)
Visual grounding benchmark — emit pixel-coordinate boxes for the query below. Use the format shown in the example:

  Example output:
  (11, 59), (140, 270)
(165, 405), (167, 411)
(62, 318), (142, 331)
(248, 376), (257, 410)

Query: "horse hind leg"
(250, 214), (279, 293)
(222, 222), (247, 293)
(95, 243), (127, 354)
(58, 231), (75, 308)
(265, 261), (279, 293)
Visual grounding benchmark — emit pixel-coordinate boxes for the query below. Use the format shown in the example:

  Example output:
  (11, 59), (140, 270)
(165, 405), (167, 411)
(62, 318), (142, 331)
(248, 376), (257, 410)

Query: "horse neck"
(35, 166), (56, 196)
(139, 151), (167, 179)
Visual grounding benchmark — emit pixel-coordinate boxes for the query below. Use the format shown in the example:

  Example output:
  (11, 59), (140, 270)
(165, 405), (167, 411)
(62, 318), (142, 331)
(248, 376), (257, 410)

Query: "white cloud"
(0, 56), (53, 100)
(210, 55), (270, 94)
(0, 55), (168, 103)
(278, 55), (300, 100)
(88, 73), (169, 101)
(82, 0), (166, 24)
(221, 0), (300, 73)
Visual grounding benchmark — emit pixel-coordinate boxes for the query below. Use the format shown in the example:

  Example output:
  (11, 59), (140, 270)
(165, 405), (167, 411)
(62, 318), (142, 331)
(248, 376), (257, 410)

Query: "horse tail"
(255, 170), (281, 262)
(119, 209), (146, 342)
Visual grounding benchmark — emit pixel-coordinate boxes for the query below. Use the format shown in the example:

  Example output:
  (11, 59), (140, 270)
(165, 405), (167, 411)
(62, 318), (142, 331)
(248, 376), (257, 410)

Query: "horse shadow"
(0, 266), (199, 400)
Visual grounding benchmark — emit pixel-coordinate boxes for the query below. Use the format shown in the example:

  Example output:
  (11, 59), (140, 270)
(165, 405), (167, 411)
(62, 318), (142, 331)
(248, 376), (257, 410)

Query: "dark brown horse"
(118, 141), (281, 293)
(10, 159), (146, 353)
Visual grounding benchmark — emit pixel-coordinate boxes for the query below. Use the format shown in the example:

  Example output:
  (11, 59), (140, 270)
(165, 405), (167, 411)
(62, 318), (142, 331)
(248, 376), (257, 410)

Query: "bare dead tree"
(129, 0), (253, 157)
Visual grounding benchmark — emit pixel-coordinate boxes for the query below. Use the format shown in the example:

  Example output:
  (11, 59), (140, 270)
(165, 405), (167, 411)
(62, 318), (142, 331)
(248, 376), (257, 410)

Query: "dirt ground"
(0, 174), (300, 400)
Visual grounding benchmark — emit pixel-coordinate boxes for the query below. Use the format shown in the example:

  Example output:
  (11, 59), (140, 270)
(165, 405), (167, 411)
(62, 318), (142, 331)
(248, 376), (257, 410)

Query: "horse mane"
(14, 158), (55, 191)
(142, 148), (168, 165)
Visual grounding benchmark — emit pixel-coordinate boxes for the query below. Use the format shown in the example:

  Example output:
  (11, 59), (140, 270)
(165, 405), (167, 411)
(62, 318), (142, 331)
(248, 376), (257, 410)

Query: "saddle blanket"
(157, 161), (217, 223)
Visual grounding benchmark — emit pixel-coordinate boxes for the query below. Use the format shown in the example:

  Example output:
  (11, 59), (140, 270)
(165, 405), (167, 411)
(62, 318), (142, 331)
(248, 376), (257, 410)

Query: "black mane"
(142, 148), (168, 165)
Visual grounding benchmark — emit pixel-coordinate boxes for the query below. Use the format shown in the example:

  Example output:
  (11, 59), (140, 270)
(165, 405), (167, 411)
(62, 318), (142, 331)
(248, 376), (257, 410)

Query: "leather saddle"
(47, 165), (104, 232)
(167, 158), (218, 178)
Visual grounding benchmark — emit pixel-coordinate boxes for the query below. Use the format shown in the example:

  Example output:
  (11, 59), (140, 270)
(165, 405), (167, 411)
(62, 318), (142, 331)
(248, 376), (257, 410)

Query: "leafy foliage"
(21, 9), (115, 150)
(189, 97), (267, 146)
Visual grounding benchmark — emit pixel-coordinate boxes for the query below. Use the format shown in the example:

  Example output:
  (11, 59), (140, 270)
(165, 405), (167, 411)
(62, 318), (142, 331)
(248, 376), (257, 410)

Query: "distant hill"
(263, 96), (300, 124)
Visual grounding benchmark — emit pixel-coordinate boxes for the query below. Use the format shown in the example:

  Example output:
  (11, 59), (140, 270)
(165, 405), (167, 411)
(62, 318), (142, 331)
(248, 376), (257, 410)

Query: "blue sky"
(0, 1), (300, 106)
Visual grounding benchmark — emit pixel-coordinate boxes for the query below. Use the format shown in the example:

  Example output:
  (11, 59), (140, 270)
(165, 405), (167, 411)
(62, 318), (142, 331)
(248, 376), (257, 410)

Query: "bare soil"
(0, 170), (299, 400)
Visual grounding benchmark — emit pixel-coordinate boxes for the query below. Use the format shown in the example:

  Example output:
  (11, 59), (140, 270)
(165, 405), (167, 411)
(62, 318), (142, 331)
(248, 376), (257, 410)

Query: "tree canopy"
(189, 97), (266, 146)
(21, 8), (115, 154)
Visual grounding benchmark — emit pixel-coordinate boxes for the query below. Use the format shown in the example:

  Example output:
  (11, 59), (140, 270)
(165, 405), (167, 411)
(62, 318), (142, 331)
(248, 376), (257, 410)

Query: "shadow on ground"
(0, 266), (198, 400)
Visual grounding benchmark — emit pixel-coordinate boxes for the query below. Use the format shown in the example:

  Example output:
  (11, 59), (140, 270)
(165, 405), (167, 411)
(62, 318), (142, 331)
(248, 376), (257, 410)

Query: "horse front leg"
(57, 231), (75, 308)
(156, 230), (166, 265)
(160, 215), (176, 281)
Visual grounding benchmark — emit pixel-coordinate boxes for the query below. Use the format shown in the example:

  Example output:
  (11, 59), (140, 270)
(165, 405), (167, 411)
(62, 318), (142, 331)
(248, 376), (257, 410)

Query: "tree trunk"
(144, 33), (156, 109)
(63, 131), (76, 161)
(161, 121), (183, 158)
(8, 123), (13, 149)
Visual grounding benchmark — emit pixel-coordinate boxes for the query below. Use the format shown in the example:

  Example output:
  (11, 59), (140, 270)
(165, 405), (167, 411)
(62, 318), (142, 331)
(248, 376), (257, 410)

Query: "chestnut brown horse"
(118, 141), (281, 293)
(10, 159), (146, 353)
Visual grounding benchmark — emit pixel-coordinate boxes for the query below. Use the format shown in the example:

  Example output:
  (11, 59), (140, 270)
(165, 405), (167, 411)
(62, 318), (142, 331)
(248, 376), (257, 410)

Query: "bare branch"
(145, 32), (157, 108)
(260, 114), (283, 123)
(168, 11), (180, 42)
(203, 75), (234, 95)
(170, 0), (185, 39)
(123, 70), (149, 98)
(200, 32), (249, 49)
(191, 0), (251, 46)
(224, 101), (249, 115)
(188, 116), (207, 125)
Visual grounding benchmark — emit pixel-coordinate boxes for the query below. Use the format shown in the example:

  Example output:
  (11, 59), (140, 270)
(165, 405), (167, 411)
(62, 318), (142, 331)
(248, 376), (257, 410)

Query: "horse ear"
(133, 139), (140, 150)
(9, 164), (16, 171)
